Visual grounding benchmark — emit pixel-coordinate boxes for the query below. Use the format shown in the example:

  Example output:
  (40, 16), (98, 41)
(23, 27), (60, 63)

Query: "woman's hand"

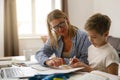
(45, 57), (65, 67)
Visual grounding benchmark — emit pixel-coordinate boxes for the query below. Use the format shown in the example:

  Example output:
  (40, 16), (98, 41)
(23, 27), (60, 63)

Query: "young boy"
(70, 13), (119, 75)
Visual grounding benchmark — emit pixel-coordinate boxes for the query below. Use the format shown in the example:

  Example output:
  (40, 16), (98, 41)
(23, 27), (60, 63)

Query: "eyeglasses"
(51, 21), (66, 31)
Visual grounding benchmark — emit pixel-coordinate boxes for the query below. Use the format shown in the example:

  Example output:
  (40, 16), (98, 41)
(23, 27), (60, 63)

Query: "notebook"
(0, 61), (12, 68)
(0, 67), (39, 79)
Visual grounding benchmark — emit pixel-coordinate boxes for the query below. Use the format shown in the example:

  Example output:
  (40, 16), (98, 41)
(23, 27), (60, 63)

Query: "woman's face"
(49, 18), (68, 36)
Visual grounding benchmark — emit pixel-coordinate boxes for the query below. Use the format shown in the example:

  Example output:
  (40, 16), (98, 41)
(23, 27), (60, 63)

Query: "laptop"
(0, 67), (39, 79)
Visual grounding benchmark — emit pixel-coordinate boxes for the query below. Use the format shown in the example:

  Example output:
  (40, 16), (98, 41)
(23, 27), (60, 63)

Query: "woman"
(35, 9), (91, 67)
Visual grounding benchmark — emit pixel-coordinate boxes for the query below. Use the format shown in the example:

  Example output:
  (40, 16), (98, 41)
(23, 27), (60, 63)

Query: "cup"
(23, 50), (32, 61)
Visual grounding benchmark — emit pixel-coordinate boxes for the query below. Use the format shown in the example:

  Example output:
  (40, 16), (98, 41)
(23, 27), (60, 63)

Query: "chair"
(107, 36), (120, 57)
(107, 36), (120, 76)
(41, 35), (48, 43)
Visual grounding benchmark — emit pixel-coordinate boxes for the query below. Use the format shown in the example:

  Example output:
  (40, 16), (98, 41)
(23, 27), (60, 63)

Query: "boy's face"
(87, 30), (108, 48)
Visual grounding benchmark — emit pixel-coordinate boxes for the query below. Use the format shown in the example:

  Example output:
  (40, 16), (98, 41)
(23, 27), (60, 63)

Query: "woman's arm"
(35, 40), (54, 66)
(76, 30), (91, 64)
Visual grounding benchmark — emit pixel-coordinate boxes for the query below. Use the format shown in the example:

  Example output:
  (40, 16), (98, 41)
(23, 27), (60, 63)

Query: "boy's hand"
(69, 57), (79, 65)
(70, 61), (93, 72)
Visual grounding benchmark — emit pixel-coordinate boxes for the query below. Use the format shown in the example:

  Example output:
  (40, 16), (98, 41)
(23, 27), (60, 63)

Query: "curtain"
(4, 0), (19, 56)
(61, 0), (68, 16)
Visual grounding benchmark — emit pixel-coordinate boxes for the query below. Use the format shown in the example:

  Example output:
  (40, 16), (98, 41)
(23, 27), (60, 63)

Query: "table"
(0, 55), (120, 80)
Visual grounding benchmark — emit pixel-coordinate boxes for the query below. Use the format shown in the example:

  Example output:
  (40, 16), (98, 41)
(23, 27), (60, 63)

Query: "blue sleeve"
(35, 40), (54, 66)
(76, 30), (91, 64)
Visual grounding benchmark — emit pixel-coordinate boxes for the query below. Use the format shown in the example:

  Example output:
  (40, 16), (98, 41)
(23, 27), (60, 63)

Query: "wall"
(68, 0), (94, 30)
(0, 0), (4, 57)
(68, 0), (120, 37)
(94, 0), (120, 37)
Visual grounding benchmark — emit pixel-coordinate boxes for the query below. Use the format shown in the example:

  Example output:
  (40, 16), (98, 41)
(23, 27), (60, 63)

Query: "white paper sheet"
(30, 64), (84, 74)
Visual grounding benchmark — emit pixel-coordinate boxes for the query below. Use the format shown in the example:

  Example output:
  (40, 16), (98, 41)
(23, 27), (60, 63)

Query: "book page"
(91, 70), (120, 80)
(30, 64), (84, 74)
(77, 73), (109, 80)
(38, 67), (84, 75)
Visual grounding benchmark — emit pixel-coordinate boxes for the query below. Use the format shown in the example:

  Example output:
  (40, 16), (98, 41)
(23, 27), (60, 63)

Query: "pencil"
(69, 56), (76, 65)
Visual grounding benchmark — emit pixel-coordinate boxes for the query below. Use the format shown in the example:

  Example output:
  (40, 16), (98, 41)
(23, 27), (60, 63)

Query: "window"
(16, 0), (61, 38)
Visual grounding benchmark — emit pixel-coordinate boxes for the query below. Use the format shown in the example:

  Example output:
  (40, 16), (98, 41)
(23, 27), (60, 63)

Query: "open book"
(91, 70), (120, 80)
(30, 64), (84, 74)
(78, 73), (109, 80)
(78, 70), (120, 80)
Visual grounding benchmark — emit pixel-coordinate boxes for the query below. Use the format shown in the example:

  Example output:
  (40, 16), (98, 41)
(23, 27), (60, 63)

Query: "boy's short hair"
(85, 13), (111, 35)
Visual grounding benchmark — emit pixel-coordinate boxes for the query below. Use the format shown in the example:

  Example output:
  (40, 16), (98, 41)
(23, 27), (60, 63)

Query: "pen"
(69, 56), (76, 65)
(73, 56), (76, 58)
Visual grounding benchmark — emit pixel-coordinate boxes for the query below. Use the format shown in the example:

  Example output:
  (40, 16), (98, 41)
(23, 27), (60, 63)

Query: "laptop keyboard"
(5, 68), (24, 78)
(1, 67), (39, 78)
